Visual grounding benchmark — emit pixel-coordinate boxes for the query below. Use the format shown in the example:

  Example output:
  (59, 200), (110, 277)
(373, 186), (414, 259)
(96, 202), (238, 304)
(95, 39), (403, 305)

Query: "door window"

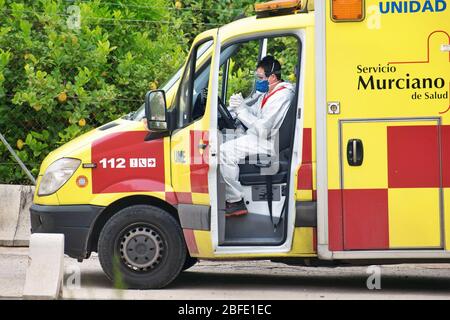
(174, 39), (213, 129)
(219, 35), (300, 105)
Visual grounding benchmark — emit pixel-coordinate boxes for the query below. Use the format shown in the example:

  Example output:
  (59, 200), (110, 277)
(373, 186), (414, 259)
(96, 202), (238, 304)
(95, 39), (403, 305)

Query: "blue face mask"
(255, 79), (269, 93)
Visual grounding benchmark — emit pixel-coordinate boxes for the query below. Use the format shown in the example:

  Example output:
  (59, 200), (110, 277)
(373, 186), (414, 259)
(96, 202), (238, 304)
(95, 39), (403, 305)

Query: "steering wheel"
(218, 96), (237, 130)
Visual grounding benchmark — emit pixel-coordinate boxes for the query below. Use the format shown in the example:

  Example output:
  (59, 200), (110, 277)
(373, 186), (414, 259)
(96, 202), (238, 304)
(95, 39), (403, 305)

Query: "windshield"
(127, 40), (213, 121)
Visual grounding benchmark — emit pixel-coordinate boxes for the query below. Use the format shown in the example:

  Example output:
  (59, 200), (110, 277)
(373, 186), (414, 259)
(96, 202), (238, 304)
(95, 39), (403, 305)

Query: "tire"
(98, 205), (186, 289)
(182, 255), (198, 271)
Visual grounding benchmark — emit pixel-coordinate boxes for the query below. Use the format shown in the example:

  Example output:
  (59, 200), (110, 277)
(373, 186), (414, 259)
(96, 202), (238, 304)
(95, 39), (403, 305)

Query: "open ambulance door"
(168, 30), (217, 257)
(210, 29), (305, 255)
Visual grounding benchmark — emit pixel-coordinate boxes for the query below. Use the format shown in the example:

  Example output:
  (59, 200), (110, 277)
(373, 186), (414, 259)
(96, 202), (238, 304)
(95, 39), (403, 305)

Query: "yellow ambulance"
(30, 0), (450, 289)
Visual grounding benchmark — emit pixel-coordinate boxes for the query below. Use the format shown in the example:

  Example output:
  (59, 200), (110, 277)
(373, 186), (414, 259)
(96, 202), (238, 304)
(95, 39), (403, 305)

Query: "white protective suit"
(220, 81), (295, 202)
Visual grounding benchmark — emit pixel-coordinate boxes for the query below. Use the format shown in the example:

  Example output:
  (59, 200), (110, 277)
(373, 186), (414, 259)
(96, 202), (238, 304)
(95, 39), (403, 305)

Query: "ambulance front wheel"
(97, 205), (187, 289)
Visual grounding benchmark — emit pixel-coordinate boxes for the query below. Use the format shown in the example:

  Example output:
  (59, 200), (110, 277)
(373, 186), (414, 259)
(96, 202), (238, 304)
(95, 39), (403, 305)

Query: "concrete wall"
(0, 184), (34, 246)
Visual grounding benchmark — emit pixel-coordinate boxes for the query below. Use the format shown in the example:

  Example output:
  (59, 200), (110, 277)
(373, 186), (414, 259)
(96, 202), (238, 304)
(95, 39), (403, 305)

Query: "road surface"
(1, 247), (449, 299)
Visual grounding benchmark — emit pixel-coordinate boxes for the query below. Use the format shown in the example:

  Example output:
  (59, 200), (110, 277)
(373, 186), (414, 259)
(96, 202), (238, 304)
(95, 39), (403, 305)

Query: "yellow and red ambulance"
(30, 0), (450, 289)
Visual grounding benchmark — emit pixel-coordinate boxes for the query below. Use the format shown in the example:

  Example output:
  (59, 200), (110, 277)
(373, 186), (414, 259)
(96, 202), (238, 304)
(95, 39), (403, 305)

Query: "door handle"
(347, 139), (363, 166)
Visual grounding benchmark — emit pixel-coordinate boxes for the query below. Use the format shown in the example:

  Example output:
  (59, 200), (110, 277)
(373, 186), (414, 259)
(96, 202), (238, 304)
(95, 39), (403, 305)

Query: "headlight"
(38, 158), (81, 196)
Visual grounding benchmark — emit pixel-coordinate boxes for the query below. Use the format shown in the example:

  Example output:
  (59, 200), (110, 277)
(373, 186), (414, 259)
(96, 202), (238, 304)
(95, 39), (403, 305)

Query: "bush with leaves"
(0, 0), (187, 184)
(0, 0), (298, 185)
(171, 0), (258, 42)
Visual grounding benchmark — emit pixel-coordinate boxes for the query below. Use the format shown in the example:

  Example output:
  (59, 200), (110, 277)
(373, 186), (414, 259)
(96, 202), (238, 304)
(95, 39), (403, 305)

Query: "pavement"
(1, 247), (449, 300)
(0, 247), (28, 299)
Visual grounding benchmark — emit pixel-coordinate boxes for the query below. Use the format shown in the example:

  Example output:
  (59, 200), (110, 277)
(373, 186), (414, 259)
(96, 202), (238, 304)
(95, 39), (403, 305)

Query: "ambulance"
(30, 0), (450, 289)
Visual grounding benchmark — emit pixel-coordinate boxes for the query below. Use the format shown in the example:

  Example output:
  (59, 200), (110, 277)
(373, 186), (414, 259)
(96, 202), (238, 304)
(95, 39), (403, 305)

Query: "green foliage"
(226, 59), (254, 101)
(0, 0), (189, 184)
(171, 0), (257, 42)
(0, 0), (296, 184)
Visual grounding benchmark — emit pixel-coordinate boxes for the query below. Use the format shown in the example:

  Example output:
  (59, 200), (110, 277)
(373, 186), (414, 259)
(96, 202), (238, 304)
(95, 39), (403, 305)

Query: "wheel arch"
(87, 195), (179, 254)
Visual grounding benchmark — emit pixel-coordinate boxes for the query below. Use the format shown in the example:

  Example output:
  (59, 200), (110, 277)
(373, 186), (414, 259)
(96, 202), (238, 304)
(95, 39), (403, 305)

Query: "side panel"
(170, 125), (211, 205)
(341, 120), (442, 249)
(293, 25), (318, 255)
(91, 131), (165, 194)
(296, 26), (317, 204)
(325, 1), (450, 252)
(51, 121), (176, 207)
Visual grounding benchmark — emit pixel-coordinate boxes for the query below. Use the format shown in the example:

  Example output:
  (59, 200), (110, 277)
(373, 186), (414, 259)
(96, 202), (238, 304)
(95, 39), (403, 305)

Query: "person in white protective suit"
(220, 55), (295, 217)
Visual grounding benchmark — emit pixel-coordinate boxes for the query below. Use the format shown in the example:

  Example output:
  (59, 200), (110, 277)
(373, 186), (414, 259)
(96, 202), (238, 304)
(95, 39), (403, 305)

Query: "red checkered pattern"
(329, 125), (444, 251)
(297, 128), (314, 192)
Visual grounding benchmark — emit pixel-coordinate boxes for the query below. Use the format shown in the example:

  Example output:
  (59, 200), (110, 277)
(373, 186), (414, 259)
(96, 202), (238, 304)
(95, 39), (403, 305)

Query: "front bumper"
(30, 204), (104, 259)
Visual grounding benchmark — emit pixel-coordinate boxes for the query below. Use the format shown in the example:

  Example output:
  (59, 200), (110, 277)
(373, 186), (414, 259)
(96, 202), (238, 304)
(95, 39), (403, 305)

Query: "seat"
(238, 97), (296, 186)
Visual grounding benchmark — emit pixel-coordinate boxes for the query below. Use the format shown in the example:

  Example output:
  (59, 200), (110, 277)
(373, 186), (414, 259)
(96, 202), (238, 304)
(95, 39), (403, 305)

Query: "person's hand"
(228, 93), (244, 110)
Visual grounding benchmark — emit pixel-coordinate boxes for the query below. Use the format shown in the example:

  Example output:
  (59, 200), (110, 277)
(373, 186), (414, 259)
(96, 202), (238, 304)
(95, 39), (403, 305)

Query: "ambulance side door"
(169, 30), (219, 245)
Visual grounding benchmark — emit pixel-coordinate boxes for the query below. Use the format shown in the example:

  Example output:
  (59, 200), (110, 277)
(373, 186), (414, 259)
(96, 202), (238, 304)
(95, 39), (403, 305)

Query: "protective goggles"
(255, 61), (281, 79)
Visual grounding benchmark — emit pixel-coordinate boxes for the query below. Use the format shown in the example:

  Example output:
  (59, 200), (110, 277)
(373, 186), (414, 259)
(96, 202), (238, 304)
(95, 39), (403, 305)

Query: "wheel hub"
(119, 226), (164, 271)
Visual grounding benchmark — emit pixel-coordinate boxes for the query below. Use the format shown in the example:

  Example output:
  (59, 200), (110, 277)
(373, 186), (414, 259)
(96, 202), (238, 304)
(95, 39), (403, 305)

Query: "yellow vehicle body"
(31, 0), (450, 277)
(321, 0), (450, 260)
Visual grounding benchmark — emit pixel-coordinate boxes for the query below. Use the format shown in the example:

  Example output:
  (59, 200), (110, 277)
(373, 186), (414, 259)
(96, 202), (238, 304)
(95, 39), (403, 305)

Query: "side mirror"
(145, 90), (168, 131)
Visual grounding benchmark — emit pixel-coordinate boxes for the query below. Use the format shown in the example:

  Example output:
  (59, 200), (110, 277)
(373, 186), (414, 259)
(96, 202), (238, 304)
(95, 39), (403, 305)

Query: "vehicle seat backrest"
(276, 95), (296, 153)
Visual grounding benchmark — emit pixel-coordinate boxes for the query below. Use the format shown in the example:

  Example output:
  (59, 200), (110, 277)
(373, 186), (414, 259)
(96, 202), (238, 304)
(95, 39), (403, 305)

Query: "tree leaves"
(0, 0), (264, 184)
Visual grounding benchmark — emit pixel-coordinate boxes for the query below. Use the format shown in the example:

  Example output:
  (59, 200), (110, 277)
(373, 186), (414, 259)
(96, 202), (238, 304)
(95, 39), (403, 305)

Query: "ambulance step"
(222, 212), (284, 246)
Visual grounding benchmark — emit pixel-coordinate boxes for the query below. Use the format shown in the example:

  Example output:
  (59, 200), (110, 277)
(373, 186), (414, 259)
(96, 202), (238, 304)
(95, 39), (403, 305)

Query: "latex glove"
(228, 93), (244, 110)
